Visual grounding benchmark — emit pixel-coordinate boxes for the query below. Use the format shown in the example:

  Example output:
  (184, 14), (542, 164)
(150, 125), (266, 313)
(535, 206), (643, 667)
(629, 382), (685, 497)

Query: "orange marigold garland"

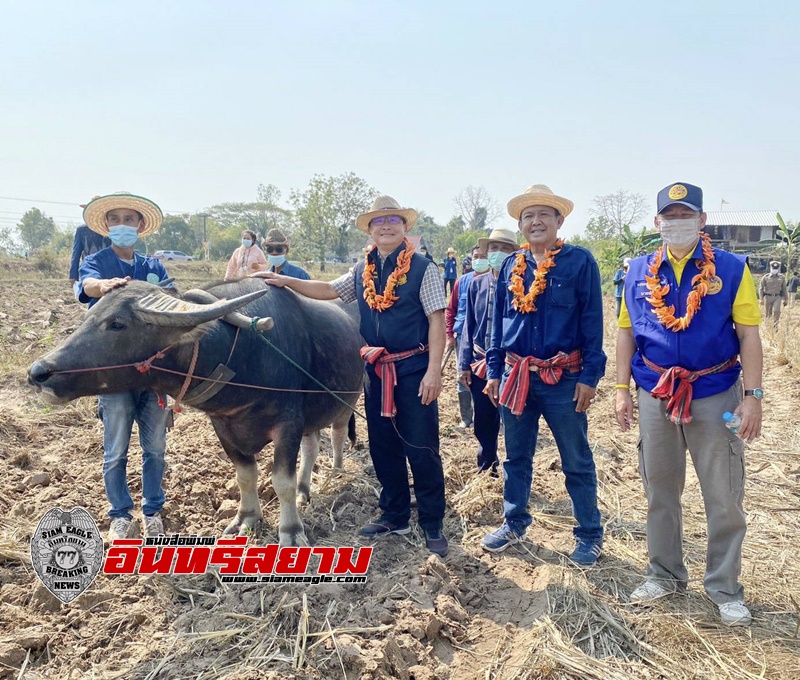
(509, 239), (564, 313)
(362, 238), (414, 312)
(645, 232), (715, 331)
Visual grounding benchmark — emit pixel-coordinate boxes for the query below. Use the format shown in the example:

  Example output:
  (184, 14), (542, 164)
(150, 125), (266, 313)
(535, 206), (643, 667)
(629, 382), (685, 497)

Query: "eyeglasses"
(266, 246), (285, 254)
(370, 216), (404, 226)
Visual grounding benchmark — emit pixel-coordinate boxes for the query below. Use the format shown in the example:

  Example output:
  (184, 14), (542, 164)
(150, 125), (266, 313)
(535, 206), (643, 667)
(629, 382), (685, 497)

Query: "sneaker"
(359, 517), (411, 537)
(629, 580), (673, 603)
(107, 517), (135, 544)
(481, 522), (522, 553)
(424, 528), (449, 557)
(718, 601), (752, 627)
(143, 513), (165, 537)
(569, 540), (602, 566)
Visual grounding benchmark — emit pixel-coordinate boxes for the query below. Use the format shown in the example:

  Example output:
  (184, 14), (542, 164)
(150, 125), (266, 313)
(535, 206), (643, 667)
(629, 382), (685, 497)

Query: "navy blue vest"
(355, 242), (431, 376)
(625, 243), (745, 399)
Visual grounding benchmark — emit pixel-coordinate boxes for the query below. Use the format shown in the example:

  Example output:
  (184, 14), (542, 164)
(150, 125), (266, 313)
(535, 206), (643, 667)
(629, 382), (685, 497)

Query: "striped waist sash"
(499, 349), (582, 416)
(360, 345), (429, 417)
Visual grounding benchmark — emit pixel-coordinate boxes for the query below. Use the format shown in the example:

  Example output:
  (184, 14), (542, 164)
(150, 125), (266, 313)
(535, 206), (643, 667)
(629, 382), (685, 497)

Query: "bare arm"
(615, 326), (637, 431)
(734, 323), (763, 441)
(419, 309), (445, 405)
(82, 276), (131, 298)
(250, 271), (340, 300)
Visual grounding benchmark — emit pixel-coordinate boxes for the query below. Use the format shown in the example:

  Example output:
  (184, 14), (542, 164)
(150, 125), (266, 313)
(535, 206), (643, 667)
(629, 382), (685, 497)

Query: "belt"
(498, 350), (582, 416)
(763, 293), (781, 297)
(642, 355), (738, 425)
(470, 345), (488, 380)
(360, 345), (428, 417)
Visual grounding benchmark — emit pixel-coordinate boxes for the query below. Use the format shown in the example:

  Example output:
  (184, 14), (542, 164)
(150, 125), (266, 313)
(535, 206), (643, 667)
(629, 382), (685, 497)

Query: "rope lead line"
(250, 317), (366, 421)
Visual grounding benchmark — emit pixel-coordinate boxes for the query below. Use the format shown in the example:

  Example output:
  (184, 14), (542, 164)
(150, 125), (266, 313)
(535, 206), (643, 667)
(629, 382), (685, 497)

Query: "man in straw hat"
(482, 185), (606, 565)
(442, 247), (458, 296)
(458, 228), (518, 474)
(262, 228), (310, 280)
(79, 191), (173, 543)
(252, 196), (449, 556)
(759, 260), (787, 324)
(616, 182), (762, 626)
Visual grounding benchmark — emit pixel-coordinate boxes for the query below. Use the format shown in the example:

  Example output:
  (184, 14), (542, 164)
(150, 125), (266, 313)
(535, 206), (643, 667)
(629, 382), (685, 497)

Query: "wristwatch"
(744, 388), (764, 399)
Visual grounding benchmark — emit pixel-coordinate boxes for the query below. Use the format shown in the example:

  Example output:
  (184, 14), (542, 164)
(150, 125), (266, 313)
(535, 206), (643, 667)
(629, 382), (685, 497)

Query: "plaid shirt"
(331, 258), (446, 316)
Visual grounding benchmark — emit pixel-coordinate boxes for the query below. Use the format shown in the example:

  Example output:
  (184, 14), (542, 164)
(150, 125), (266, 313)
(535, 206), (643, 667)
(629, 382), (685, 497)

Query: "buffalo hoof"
(295, 491), (311, 510)
(279, 528), (309, 548)
(223, 513), (263, 537)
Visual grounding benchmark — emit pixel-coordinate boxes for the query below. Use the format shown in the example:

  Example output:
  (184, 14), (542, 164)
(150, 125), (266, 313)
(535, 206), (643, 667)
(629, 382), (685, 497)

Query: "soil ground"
(1, 261), (799, 679)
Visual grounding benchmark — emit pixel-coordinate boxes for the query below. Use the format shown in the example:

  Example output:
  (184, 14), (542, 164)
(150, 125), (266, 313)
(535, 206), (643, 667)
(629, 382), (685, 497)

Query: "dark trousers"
(364, 367), (446, 531)
(444, 278), (456, 296)
(469, 374), (500, 470)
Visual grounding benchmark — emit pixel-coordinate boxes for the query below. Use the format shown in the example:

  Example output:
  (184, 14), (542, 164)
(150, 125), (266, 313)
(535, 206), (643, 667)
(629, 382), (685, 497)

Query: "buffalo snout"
(28, 361), (53, 389)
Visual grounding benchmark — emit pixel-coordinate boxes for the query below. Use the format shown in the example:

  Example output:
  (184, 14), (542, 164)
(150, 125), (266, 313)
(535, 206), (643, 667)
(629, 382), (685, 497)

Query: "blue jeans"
(98, 390), (169, 519)
(499, 372), (602, 542)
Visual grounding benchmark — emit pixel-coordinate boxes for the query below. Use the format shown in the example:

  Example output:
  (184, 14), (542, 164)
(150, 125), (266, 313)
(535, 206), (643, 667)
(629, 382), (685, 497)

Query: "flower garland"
(645, 232), (715, 331)
(362, 238), (414, 312)
(509, 239), (564, 313)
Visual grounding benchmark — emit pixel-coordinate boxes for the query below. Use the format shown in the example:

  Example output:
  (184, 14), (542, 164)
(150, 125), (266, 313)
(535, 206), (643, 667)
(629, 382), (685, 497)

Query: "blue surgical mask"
(471, 258), (490, 273)
(108, 226), (139, 248)
(268, 254), (286, 267)
(488, 251), (511, 271)
(242, 239), (253, 247)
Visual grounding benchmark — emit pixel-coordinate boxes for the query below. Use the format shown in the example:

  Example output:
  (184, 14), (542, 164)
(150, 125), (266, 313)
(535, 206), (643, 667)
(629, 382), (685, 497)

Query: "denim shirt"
(486, 244), (607, 388)
(459, 271), (495, 371)
(271, 261), (311, 280)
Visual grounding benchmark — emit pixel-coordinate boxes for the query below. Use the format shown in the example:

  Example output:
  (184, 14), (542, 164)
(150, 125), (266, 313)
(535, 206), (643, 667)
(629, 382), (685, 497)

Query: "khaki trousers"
(763, 295), (782, 322)
(637, 382), (746, 604)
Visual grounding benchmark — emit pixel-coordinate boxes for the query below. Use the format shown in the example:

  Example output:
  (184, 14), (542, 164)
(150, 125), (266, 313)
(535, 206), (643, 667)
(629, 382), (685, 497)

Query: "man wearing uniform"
(263, 229), (310, 280)
(616, 182), (763, 627)
(253, 196), (449, 556)
(78, 192), (173, 542)
(481, 185), (606, 565)
(759, 260), (787, 323)
(459, 228), (518, 475)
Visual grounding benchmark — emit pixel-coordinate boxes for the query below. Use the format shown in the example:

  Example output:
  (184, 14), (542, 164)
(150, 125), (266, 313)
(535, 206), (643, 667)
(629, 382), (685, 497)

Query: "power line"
(0, 195), (192, 214)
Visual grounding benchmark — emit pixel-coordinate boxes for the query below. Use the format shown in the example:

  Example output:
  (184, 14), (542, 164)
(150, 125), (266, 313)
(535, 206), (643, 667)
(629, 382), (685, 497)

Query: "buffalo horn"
(182, 289), (274, 331)
(134, 289), (268, 327)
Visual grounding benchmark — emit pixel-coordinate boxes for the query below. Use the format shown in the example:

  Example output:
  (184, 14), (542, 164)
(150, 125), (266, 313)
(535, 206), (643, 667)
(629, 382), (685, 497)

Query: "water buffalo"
(27, 279), (364, 546)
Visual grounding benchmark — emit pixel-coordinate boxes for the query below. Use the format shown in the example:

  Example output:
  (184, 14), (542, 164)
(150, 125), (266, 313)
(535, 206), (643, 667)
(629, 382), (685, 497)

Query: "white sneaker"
(143, 513), (165, 537)
(718, 601), (751, 627)
(107, 517), (135, 544)
(630, 580), (673, 603)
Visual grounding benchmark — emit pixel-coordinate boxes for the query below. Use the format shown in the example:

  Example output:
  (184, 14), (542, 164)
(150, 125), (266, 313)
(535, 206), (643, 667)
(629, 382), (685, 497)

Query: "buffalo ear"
(134, 289), (267, 327)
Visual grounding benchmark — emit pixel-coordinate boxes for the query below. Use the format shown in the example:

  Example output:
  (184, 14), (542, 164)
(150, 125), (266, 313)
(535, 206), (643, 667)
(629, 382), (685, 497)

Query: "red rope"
(171, 341), (200, 413)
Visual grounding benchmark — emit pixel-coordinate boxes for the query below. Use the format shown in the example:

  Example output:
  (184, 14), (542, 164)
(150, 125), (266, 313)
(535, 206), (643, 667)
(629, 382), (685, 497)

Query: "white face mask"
(658, 218), (700, 247)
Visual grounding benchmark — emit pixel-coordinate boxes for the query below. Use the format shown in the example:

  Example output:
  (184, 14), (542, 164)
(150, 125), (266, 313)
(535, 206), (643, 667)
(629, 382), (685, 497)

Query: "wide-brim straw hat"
(356, 195), (418, 233)
(83, 191), (163, 237)
(478, 228), (519, 252)
(507, 184), (574, 220)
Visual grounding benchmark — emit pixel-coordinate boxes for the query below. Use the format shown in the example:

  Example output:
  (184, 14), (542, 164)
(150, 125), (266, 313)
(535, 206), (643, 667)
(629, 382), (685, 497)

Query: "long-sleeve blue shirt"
(486, 244), (607, 388)
(459, 271), (496, 371)
(271, 261), (311, 280)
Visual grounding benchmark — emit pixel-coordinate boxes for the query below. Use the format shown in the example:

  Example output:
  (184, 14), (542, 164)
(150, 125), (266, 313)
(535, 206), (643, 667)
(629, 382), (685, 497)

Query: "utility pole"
(198, 213), (209, 260)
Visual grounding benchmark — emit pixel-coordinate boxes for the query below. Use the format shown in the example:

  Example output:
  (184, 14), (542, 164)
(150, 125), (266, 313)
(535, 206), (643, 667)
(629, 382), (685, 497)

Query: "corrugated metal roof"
(705, 211), (779, 227)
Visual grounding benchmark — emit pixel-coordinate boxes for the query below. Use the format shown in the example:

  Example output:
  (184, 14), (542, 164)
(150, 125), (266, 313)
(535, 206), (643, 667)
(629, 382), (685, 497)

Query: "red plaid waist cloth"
(642, 355), (738, 425)
(498, 350), (582, 416)
(360, 345), (429, 417)
(470, 344), (488, 380)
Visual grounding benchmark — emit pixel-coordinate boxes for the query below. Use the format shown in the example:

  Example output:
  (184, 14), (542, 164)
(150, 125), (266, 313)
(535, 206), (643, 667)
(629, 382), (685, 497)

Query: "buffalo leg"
(330, 414), (351, 470)
(297, 431), (320, 508)
(273, 426), (308, 547)
(223, 450), (263, 536)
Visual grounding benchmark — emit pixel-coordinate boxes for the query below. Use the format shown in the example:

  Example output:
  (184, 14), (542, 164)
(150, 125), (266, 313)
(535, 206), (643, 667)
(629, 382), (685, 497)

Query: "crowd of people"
(66, 179), (776, 628)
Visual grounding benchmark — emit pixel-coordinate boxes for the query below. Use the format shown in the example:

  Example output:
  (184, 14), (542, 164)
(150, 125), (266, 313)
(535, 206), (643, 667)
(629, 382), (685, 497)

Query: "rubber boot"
(458, 391), (473, 428)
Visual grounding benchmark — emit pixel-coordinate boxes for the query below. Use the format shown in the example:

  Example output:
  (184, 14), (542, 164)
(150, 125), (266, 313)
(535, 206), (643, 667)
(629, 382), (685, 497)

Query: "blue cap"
(657, 182), (703, 214)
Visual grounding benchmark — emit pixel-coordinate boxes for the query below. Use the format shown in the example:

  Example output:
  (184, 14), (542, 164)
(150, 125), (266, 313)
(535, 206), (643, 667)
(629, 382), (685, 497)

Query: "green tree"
(0, 226), (17, 254)
(291, 173), (378, 266)
(145, 215), (201, 255)
(207, 183), (291, 240)
(17, 208), (56, 252)
(758, 214), (800, 270)
(49, 227), (75, 254)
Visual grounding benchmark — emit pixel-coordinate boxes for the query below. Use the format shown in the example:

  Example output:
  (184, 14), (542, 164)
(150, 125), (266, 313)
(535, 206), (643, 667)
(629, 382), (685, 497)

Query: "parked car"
(153, 250), (194, 262)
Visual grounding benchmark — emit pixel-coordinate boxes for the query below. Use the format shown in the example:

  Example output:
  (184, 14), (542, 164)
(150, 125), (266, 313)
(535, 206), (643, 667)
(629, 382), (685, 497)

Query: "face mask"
(242, 239), (253, 247)
(471, 258), (490, 273)
(108, 225), (139, 248)
(770, 266), (780, 274)
(658, 218), (700, 247)
(488, 251), (511, 271)
(268, 255), (286, 267)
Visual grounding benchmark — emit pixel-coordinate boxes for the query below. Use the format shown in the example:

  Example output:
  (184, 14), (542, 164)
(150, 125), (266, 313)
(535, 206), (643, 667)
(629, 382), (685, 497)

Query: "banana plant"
(757, 213), (800, 269)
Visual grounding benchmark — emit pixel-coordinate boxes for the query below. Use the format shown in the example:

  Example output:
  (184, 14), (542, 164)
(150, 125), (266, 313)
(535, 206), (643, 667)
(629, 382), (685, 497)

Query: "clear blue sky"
(1, 0), (797, 239)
